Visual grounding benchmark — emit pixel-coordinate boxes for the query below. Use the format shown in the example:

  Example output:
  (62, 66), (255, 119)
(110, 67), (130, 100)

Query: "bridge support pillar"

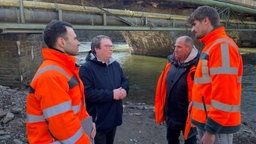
(0, 34), (43, 88)
(121, 31), (174, 58)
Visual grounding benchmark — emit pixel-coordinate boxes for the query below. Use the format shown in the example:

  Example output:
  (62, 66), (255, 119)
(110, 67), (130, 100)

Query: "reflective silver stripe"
(51, 141), (61, 144)
(204, 38), (237, 54)
(33, 65), (71, 81)
(210, 44), (238, 75)
(72, 103), (81, 114)
(211, 100), (240, 112)
(27, 114), (44, 123)
(194, 59), (211, 84)
(32, 65), (78, 89)
(238, 76), (242, 83)
(68, 76), (79, 89)
(43, 101), (72, 118)
(81, 116), (93, 136)
(192, 101), (210, 111)
(210, 67), (238, 75)
(60, 127), (83, 144)
(194, 38), (238, 84)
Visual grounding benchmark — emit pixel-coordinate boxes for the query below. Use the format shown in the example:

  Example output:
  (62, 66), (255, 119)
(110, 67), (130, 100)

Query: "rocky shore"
(0, 85), (256, 144)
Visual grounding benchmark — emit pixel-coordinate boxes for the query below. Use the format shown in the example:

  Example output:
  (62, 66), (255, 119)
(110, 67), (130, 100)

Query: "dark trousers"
(95, 127), (117, 144)
(167, 127), (197, 144)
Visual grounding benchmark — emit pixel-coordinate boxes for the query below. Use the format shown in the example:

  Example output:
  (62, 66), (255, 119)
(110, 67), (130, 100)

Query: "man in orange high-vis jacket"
(26, 20), (96, 144)
(155, 36), (200, 144)
(187, 6), (243, 144)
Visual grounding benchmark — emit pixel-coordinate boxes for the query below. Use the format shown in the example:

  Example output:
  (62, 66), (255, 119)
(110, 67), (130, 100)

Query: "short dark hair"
(91, 35), (111, 53)
(187, 5), (220, 28)
(43, 19), (73, 48)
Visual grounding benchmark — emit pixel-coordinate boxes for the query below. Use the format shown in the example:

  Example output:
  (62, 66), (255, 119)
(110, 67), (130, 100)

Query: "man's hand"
(200, 131), (215, 144)
(90, 122), (96, 139)
(120, 88), (127, 99)
(113, 87), (127, 100)
(188, 101), (193, 116)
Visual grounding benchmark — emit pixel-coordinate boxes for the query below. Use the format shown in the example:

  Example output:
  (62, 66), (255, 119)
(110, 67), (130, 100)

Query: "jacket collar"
(86, 50), (115, 65)
(200, 26), (226, 44)
(168, 47), (199, 67)
(42, 48), (77, 69)
(184, 47), (199, 63)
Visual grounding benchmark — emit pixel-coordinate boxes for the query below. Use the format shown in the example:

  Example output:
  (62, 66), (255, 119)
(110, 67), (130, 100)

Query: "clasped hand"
(113, 87), (127, 100)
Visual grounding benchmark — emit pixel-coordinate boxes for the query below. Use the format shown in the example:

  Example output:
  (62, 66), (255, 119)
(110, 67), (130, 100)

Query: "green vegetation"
(113, 43), (130, 52)
(240, 48), (256, 54)
(113, 47), (130, 52)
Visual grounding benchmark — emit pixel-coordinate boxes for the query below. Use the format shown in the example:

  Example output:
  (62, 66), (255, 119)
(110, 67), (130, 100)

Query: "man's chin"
(174, 56), (179, 61)
(195, 34), (202, 39)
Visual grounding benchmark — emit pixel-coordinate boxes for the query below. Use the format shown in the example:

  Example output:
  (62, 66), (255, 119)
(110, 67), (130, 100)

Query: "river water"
(77, 43), (256, 123)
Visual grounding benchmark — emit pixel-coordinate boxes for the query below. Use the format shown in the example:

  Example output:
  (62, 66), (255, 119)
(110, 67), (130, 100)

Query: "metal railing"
(0, 0), (255, 33)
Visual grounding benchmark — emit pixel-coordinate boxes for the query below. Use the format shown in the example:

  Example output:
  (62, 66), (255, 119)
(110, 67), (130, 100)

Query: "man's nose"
(191, 27), (195, 33)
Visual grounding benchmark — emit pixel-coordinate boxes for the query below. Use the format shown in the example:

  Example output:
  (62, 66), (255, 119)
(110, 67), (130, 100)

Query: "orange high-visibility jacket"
(26, 48), (91, 143)
(191, 27), (243, 134)
(155, 62), (196, 140)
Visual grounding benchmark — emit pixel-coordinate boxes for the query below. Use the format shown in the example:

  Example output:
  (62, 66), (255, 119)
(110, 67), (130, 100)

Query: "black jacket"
(165, 49), (199, 130)
(79, 51), (129, 131)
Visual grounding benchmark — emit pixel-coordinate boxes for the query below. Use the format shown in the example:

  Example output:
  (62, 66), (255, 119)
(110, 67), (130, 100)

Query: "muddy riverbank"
(0, 85), (256, 143)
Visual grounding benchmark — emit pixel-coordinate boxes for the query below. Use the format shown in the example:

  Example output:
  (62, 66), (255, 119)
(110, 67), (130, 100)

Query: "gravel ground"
(0, 85), (256, 144)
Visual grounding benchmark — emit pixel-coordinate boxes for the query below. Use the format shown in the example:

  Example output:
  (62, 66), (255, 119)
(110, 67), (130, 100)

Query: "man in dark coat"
(155, 36), (199, 144)
(79, 35), (129, 144)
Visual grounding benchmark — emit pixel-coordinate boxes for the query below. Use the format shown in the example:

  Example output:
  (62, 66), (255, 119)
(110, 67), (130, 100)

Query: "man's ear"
(204, 17), (210, 24)
(56, 37), (65, 47)
(94, 47), (100, 52)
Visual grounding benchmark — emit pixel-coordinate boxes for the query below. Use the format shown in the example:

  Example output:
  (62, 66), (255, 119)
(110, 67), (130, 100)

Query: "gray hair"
(184, 36), (194, 49)
(91, 35), (111, 53)
(176, 35), (194, 49)
(187, 5), (220, 28)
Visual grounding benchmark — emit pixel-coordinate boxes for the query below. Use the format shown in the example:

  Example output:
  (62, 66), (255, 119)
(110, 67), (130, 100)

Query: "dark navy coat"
(79, 51), (129, 131)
